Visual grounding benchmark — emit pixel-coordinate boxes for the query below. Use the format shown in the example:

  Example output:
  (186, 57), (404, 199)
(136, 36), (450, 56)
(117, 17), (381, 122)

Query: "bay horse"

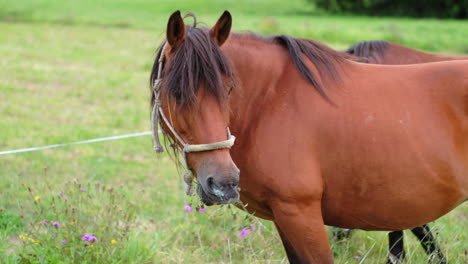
(347, 40), (468, 64)
(335, 40), (468, 264)
(150, 11), (468, 264)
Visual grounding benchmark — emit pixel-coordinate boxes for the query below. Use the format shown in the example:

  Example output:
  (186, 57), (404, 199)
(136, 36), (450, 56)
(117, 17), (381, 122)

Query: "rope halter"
(151, 43), (236, 195)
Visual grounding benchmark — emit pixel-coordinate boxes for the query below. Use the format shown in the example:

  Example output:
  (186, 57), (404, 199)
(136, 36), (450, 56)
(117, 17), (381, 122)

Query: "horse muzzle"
(196, 167), (240, 206)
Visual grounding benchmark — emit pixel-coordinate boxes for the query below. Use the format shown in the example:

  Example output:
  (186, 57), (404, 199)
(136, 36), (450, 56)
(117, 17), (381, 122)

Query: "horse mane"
(150, 25), (237, 109)
(346, 40), (390, 61)
(273, 35), (349, 101)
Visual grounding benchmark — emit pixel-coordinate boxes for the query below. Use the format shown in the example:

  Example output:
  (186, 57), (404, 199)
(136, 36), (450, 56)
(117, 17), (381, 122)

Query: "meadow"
(0, 0), (467, 263)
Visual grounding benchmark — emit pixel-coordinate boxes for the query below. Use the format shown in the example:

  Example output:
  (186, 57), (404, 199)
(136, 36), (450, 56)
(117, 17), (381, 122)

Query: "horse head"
(151, 11), (239, 205)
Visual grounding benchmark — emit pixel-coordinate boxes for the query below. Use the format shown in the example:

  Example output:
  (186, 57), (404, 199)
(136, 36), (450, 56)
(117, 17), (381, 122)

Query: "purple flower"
(344, 228), (350, 232)
(250, 226), (256, 231)
(82, 234), (98, 242)
(80, 187), (86, 191)
(198, 208), (206, 213)
(52, 222), (60, 227)
(58, 191), (64, 196)
(41, 220), (48, 225)
(184, 205), (193, 212)
(61, 240), (67, 244)
(239, 228), (249, 238)
(354, 255), (361, 259)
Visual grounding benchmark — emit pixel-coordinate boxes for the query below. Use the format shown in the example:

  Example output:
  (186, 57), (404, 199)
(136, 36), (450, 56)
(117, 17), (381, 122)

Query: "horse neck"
(223, 37), (292, 135)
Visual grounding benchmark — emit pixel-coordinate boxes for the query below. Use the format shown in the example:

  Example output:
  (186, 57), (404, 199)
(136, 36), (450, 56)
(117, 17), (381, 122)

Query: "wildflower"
(82, 234), (98, 242)
(111, 239), (116, 244)
(198, 208), (206, 213)
(20, 234), (39, 244)
(250, 226), (256, 231)
(239, 228), (249, 238)
(354, 255), (361, 259)
(41, 220), (48, 225)
(52, 221), (60, 227)
(61, 240), (67, 244)
(80, 187), (86, 191)
(34, 196), (40, 201)
(184, 205), (193, 212)
(58, 191), (64, 196)
(344, 228), (350, 232)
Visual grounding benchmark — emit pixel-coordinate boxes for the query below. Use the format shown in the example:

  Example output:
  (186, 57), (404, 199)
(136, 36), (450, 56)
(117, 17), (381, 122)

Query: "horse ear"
(210, 10), (232, 46)
(167, 10), (186, 50)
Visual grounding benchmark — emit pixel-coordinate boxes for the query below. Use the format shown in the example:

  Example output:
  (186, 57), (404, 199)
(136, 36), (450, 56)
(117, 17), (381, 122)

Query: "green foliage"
(0, 210), (24, 233)
(14, 181), (135, 263)
(310, 0), (468, 18)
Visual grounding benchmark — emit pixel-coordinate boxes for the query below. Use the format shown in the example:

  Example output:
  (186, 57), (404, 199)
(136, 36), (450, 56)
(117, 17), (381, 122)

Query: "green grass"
(0, 0), (467, 263)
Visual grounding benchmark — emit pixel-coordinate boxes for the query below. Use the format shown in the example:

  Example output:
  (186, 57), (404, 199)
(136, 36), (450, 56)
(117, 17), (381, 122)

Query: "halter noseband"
(151, 43), (236, 195)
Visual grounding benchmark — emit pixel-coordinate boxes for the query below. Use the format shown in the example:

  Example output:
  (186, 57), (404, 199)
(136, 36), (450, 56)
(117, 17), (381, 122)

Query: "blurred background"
(0, 0), (466, 263)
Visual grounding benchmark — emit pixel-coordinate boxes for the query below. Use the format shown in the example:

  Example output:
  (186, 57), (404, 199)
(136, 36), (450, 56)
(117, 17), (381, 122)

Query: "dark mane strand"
(346, 40), (389, 62)
(274, 35), (349, 102)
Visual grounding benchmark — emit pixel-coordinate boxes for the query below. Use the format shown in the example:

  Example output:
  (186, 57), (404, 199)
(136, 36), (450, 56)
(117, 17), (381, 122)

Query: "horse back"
(378, 43), (468, 64)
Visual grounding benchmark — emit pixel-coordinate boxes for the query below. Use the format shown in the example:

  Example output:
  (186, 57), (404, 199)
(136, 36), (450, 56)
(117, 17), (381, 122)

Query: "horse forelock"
(150, 26), (237, 110)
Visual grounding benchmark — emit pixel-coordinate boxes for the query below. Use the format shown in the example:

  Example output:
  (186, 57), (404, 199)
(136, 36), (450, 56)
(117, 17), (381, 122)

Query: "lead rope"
(151, 44), (166, 153)
(152, 43), (195, 195)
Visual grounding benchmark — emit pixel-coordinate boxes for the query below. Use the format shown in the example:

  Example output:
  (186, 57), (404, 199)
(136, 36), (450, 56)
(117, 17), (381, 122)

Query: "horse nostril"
(229, 180), (239, 189)
(206, 177), (215, 191)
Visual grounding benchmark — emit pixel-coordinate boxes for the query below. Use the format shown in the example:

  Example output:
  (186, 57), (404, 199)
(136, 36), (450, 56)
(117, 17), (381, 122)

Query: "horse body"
(152, 12), (468, 263)
(347, 40), (468, 64)
(317, 62), (468, 229)
(344, 40), (468, 264)
(226, 36), (468, 229)
(225, 38), (467, 262)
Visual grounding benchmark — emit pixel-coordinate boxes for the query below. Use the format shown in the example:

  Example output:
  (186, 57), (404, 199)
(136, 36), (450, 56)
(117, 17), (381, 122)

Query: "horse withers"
(150, 11), (468, 264)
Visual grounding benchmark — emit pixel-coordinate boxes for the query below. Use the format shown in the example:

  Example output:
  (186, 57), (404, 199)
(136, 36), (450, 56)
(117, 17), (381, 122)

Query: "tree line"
(309, 0), (467, 19)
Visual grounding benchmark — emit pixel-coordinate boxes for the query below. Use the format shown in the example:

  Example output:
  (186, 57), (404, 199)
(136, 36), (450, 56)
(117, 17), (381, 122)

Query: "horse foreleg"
(272, 201), (333, 264)
(410, 225), (448, 264)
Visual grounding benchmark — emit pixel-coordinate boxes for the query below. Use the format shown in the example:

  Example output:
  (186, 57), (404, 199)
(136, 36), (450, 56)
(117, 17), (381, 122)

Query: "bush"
(310, 0), (468, 19)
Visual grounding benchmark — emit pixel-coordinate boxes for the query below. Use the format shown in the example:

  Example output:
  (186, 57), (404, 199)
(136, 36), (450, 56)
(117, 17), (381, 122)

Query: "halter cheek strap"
(151, 43), (236, 195)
